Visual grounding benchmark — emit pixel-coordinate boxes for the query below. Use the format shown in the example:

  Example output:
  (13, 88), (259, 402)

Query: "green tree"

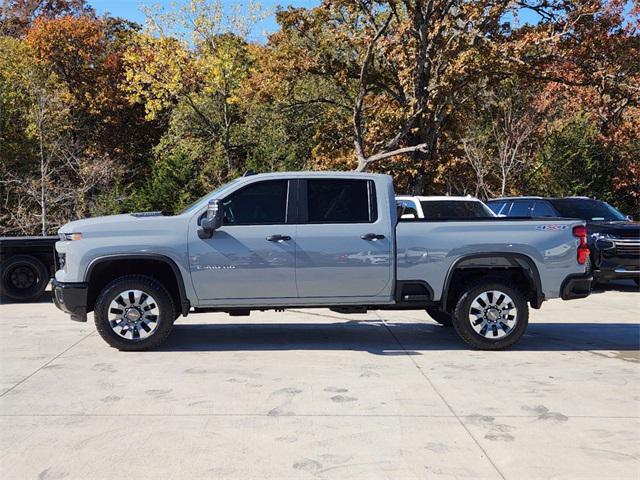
(535, 115), (613, 201)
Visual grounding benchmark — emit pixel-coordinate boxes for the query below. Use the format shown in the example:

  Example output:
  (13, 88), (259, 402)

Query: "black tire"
(94, 275), (176, 351)
(425, 307), (453, 326)
(584, 255), (601, 287)
(452, 280), (529, 350)
(0, 255), (49, 301)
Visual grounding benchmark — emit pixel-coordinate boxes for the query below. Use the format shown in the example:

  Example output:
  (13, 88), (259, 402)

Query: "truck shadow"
(591, 279), (639, 294)
(159, 320), (640, 354)
(0, 290), (52, 305)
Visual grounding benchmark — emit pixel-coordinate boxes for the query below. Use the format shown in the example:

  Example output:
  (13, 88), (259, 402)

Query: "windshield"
(550, 199), (626, 222)
(419, 200), (495, 219)
(178, 179), (241, 215)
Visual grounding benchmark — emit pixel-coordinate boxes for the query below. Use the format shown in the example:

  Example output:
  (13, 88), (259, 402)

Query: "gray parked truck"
(52, 172), (592, 351)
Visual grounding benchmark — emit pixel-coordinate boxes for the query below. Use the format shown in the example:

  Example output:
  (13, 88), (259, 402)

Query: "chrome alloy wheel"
(468, 290), (517, 339)
(108, 290), (159, 340)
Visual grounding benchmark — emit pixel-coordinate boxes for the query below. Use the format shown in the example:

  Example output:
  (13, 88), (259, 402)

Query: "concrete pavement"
(1, 282), (639, 479)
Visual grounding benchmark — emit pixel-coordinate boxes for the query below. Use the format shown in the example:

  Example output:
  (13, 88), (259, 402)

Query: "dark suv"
(487, 197), (640, 285)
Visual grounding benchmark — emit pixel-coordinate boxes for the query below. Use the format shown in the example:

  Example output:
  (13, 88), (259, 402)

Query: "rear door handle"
(266, 234), (291, 242)
(361, 233), (385, 241)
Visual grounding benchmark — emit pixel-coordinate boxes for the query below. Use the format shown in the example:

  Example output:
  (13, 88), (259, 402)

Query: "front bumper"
(594, 265), (640, 282)
(591, 237), (640, 281)
(560, 273), (593, 300)
(52, 279), (88, 322)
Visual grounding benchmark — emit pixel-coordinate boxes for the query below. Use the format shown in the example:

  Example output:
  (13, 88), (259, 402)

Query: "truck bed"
(396, 217), (585, 301)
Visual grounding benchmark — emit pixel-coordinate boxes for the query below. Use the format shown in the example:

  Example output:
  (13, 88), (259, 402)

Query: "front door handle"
(266, 234), (291, 242)
(361, 233), (385, 241)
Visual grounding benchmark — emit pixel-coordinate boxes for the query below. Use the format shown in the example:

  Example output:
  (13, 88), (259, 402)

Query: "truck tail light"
(573, 225), (589, 265)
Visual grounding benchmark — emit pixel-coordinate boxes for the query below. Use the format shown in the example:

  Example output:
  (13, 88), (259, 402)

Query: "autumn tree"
(522, 0), (640, 213)
(1, 13), (163, 234)
(256, 0), (638, 197)
(0, 0), (94, 37)
(123, 1), (263, 172)
(25, 15), (165, 203)
(2, 0), (638, 232)
(0, 35), (113, 234)
(257, 0), (519, 192)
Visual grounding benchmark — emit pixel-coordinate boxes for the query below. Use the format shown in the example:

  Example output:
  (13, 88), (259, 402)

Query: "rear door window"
(307, 179), (376, 223)
(531, 201), (557, 217)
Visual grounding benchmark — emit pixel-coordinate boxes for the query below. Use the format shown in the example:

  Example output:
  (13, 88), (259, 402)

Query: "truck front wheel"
(94, 275), (176, 351)
(452, 281), (528, 350)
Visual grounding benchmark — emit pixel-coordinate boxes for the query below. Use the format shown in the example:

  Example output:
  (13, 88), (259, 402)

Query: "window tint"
(487, 201), (506, 215)
(549, 199), (626, 221)
(419, 200), (495, 219)
(307, 179), (376, 223)
(222, 180), (288, 225)
(532, 201), (557, 217)
(508, 201), (532, 217)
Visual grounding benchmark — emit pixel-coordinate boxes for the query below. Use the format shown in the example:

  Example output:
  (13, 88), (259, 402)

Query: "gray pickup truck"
(52, 172), (592, 351)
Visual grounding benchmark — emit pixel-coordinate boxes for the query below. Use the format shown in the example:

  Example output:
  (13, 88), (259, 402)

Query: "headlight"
(594, 233), (615, 250)
(60, 232), (83, 241)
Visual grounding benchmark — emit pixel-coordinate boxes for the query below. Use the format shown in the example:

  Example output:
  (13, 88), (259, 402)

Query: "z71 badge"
(536, 224), (568, 231)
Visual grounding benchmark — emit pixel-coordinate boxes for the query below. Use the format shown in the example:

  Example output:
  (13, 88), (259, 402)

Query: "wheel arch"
(85, 254), (190, 316)
(440, 253), (544, 312)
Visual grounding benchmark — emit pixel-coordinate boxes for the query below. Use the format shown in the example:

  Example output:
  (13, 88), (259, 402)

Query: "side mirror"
(625, 215), (634, 221)
(197, 199), (223, 239)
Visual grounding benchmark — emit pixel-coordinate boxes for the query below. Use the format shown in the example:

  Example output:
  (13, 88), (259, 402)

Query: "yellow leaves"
(197, 35), (251, 98)
(122, 1), (258, 121)
(122, 34), (199, 119)
(0, 36), (66, 109)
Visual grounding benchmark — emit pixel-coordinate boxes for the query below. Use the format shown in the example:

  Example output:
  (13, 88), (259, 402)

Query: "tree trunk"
(37, 97), (47, 236)
(222, 96), (232, 172)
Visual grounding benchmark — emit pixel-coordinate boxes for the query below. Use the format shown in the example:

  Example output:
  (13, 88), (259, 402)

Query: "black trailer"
(0, 236), (58, 302)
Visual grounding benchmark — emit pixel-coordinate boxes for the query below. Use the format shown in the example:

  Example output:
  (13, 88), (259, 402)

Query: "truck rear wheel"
(0, 254), (49, 301)
(94, 275), (176, 351)
(452, 281), (528, 350)
(425, 307), (452, 326)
